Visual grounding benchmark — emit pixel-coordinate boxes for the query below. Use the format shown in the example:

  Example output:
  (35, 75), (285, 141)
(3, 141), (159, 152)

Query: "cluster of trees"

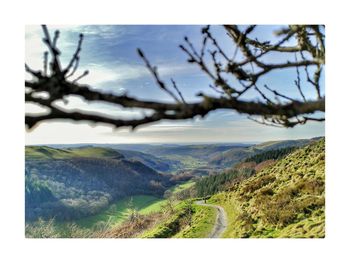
(244, 146), (297, 164)
(196, 168), (255, 197)
(25, 175), (56, 207)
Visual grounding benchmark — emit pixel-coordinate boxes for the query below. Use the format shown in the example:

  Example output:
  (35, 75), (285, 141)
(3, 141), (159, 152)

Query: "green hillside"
(68, 147), (124, 159)
(117, 149), (181, 172)
(25, 146), (76, 160)
(25, 146), (175, 222)
(75, 195), (167, 228)
(140, 200), (216, 238)
(26, 194), (168, 238)
(208, 138), (313, 168)
(25, 146), (124, 160)
(208, 138), (325, 238)
(145, 144), (235, 159)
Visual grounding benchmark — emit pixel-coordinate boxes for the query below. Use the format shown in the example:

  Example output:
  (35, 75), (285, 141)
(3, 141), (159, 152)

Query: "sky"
(25, 25), (325, 144)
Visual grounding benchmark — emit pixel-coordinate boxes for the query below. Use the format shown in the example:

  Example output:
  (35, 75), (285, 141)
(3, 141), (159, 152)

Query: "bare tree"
(25, 25), (325, 130)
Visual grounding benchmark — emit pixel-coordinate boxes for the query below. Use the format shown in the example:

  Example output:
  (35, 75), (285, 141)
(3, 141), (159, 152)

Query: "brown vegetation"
(95, 213), (166, 238)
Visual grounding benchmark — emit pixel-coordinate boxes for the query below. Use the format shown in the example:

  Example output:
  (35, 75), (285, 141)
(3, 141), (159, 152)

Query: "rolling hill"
(25, 145), (125, 160)
(25, 146), (175, 221)
(116, 149), (181, 172)
(144, 144), (239, 159)
(208, 138), (316, 168)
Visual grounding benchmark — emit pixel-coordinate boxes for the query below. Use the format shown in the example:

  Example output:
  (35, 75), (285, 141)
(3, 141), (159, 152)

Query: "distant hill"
(26, 145), (183, 173)
(116, 149), (181, 172)
(25, 145), (125, 160)
(249, 139), (311, 151)
(39, 143), (252, 151)
(144, 144), (239, 160)
(25, 146), (175, 221)
(38, 142), (252, 159)
(208, 138), (317, 168)
(27, 139), (320, 172)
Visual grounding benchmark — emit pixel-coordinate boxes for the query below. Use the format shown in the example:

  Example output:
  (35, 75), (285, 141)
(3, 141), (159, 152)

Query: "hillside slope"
(145, 144), (237, 159)
(25, 146), (174, 221)
(209, 138), (325, 238)
(116, 149), (181, 172)
(209, 138), (315, 168)
(25, 146), (125, 160)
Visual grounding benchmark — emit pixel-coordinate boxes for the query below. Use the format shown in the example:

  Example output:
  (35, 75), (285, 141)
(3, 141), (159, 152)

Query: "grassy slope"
(75, 195), (166, 228)
(69, 147), (124, 158)
(169, 180), (196, 194)
(163, 154), (207, 169)
(209, 139), (325, 238)
(173, 204), (216, 238)
(25, 146), (123, 160)
(32, 195), (168, 238)
(140, 201), (187, 238)
(25, 146), (75, 160)
(209, 139), (312, 168)
(140, 200), (216, 238)
(250, 139), (309, 151)
(78, 181), (197, 227)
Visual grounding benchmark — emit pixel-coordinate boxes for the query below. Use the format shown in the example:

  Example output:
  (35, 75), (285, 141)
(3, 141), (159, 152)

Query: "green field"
(169, 180), (196, 194)
(74, 182), (196, 230)
(163, 155), (207, 169)
(76, 195), (167, 228)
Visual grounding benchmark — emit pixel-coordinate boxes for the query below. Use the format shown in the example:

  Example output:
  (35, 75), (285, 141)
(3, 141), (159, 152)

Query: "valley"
(25, 137), (325, 238)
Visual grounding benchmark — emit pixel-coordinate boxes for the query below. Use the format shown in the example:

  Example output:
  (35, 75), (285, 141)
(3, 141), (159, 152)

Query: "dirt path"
(195, 200), (227, 238)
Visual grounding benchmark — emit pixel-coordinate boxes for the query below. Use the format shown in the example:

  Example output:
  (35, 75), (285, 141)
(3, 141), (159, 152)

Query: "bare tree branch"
(137, 48), (181, 103)
(25, 25), (325, 130)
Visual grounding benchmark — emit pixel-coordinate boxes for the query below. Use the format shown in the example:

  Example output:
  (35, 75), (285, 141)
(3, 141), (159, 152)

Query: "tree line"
(244, 146), (297, 164)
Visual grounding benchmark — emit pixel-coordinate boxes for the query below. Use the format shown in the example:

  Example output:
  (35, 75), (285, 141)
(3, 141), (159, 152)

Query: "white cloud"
(73, 61), (195, 89)
(51, 95), (150, 120)
(77, 63), (148, 86)
(25, 25), (194, 87)
(73, 25), (126, 39)
(25, 25), (126, 79)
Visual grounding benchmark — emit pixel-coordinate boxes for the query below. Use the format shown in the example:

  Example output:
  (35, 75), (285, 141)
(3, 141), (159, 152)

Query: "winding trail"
(195, 200), (227, 238)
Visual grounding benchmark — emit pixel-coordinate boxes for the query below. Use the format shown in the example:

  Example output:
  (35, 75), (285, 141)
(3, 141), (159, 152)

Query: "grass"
(140, 200), (217, 238)
(140, 212), (183, 238)
(25, 146), (123, 160)
(275, 208), (325, 238)
(25, 146), (75, 160)
(27, 195), (167, 238)
(138, 198), (168, 214)
(174, 204), (216, 238)
(69, 147), (123, 158)
(169, 180), (196, 194)
(140, 201), (180, 238)
(73, 195), (166, 229)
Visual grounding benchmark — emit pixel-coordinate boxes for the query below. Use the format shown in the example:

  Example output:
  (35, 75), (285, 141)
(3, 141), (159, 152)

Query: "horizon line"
(25, 135), (324, 146)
